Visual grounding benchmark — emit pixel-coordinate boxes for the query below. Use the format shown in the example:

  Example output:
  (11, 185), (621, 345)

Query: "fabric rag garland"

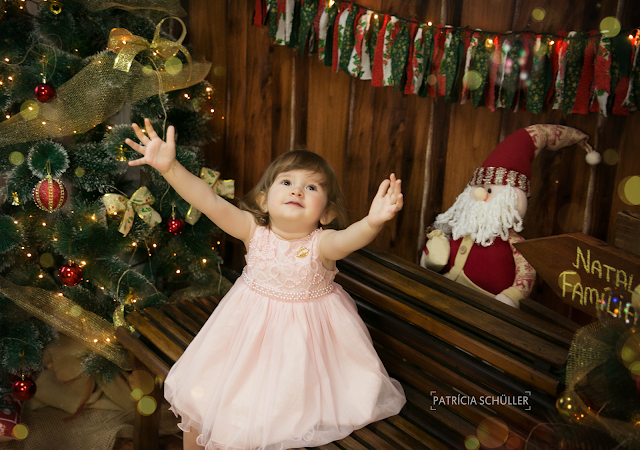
(253, 0), (640, 116)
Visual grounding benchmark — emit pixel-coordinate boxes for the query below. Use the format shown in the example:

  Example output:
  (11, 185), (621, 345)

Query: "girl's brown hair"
(239, 150), (349, 230)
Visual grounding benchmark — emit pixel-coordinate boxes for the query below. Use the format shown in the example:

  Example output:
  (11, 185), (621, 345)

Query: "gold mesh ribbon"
(103, 187), (162, 236)
(0, 52), (210, 147)
(108, 17), (191, 79)
(185, 168), (235, 225)
(83, 0), (186, 16)
(564, 321), (640, 448)
(0, 276), (131, 370)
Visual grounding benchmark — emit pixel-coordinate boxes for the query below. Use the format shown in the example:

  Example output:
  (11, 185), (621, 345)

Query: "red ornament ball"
(167, 216), (185, 235)
(33, 176), (67, 212)
(11, 377), (37, 402)
(34, 83), (56, 103)
(59, 263), (83, 286)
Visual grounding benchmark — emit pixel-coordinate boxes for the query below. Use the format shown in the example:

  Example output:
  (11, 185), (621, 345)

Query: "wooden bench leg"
(131, 358), (163, 450)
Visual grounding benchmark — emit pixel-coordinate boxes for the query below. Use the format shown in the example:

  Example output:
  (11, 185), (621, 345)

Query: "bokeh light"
(464, 435), (480, 450)
(129, 370), (155, 396)
(620, 332), (640, 378)
(463, 70), (483, 90)
(426, 74), (437, 85)
(603, 148), (618, 165)
(131, 388), (144, 401)
(557, 202), (584, 232)
(531, 8), (546, 22)
(12, 424), (29, 440)
(505, 434), (522, 449)
(142, 64), (154, 75)
(75, 167), (85, 177)
(477, 418), (509, 448)
(165, 57), (183, 75)
(618, 176), (640, 205)
(213, 65), (227, 77)
(600, 16), (621, 38)
(9, 151), (24, 165)
(137, 396), (157, 416)
(70, 305), (83, 317)
(558, 271), (581, 293)
(40, 253), (54, 267)
(20, 100), (39, 120)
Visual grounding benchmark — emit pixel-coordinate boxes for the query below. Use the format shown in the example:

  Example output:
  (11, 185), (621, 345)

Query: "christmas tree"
(0, 0), (231, 441)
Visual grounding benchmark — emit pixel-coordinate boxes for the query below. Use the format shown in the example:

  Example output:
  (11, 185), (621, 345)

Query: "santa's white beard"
(433, 184), (524, 247)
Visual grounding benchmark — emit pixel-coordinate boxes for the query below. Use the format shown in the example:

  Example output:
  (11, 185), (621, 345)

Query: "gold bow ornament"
(103, 187), (162, 236)
(185, 168), (235, 225)
(108, 16), (192, 80)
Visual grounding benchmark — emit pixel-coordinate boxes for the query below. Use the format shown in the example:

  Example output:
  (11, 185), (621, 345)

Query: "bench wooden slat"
(315, 444), (341, 450)
(352, 427), (397, 450)
(143, 308), (192, 349)
(333, 435), (369, 450)
(115, 326), (170, 380)
(340, 254), (570, 364)
(160, 304), (200, 335)
(370, 328), (547, 436)
(358, 301), (556, 412)
(367, 420), (430, 450)
(520, 298), (581, 333)
(339, 274), (559, 395)
(385, 416), (450, 450)
(126, 311), (184, 363)
(194, 297), (217, 314)
(355, 248), (575, 346)
(179, 299), (209, 326)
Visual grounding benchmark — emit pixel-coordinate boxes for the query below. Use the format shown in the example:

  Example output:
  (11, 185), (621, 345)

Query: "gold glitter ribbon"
(0, 276), (131, 370)
(108, 16), (192, 80)
(83, 0), (186, 16)
(0, 52), (210, 147)
(102, 187), (162, 236)
(185, 168), (235, 225)
(112, 304), (135, 332)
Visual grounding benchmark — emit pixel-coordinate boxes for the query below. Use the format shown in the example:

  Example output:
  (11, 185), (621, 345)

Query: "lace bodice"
(242, 226), (338, 301)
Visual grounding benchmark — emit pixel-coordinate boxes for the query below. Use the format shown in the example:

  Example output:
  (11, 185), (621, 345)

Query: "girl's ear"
(320, 207), (337, 226)
(256, 191), (268, 213)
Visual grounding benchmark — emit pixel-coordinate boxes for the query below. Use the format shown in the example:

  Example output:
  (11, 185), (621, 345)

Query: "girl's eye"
(282, 180), (291, 186)
(306, 185), (316, 191)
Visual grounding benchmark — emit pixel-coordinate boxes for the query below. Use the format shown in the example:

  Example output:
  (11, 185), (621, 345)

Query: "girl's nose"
(291, 187), (302, 196)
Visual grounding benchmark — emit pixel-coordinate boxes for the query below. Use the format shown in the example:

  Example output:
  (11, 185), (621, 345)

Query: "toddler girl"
(126, 119), (406, 450)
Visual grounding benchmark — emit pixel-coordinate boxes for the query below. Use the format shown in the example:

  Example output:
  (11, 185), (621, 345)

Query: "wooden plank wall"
(185, 0), (640, 320)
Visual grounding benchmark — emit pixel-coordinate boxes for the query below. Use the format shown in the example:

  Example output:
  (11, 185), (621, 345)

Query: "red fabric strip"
(371, 14), (390, 87)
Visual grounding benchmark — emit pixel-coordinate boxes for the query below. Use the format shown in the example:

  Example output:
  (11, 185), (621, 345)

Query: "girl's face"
(264, 169), (331, 235)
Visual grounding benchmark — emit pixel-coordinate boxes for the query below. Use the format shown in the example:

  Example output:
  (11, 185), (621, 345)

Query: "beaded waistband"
(242, 273), (333, 302)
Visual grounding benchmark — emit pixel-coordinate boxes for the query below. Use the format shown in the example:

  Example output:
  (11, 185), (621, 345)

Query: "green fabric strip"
(525, 36), (551, 113)
(287, 0), (301, 48)
(268, 0), (279, 38)
(418, 26), (434, 97)
(562, 33), (586, 114)
(339, 6), (358, 73)
(471, 34), (492, 107)
(500, 37), (523, 110)
(323, 2), (340, 66)
(391, 22), (409, 91)
(297, 0), (318, 54)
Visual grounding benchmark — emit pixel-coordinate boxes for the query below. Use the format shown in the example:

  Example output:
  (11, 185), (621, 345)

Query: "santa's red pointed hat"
(468, 125), (601, 197)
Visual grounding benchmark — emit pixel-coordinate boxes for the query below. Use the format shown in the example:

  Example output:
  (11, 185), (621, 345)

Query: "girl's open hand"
(367, 174), (403, 229)
(125, 118), (176, 174)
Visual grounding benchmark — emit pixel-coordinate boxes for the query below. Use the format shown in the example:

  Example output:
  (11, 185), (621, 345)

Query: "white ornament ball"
(585, 151), (601, 166)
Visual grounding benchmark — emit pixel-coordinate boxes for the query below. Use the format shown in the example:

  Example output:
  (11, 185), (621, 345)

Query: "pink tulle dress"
(164, 226), (406, 450)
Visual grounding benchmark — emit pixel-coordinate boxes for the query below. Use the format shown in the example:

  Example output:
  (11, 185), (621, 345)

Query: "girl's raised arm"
(126, 119), (256, 244)
(319, 174), (403, 262)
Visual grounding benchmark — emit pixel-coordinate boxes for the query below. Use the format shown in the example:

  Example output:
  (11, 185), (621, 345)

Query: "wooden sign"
(514, 233), (640, 324)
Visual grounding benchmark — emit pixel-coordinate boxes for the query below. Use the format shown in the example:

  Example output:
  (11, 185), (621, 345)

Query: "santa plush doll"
(420, 124), (601, 308)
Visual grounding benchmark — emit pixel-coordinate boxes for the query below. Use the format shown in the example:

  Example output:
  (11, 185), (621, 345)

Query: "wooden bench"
(116, 247), (577, 450)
